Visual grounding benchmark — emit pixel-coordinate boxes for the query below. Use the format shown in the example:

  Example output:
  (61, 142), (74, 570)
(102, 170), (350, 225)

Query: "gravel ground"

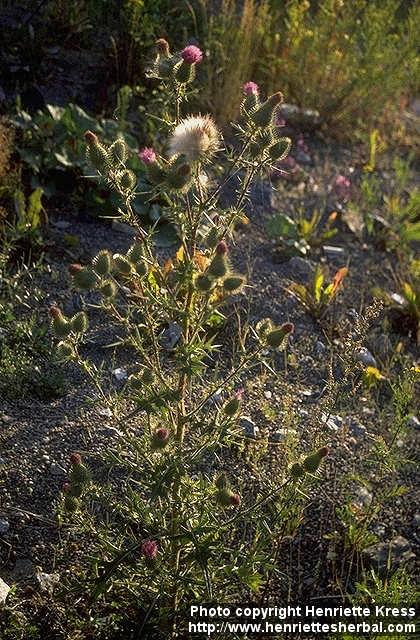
(0, 136), (419, 607)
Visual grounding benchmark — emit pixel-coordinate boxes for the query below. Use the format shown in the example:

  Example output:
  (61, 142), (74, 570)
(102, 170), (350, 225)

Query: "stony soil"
(0, 135), (419, 615)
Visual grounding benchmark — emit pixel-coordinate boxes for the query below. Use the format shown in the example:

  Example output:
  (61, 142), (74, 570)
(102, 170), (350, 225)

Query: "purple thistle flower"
(141, 539), (158, 559)
(181, 45), (203, 65)
(242, 81), (259, 96)
(333, 174), (351, 201)
(139, 147), (157, 165)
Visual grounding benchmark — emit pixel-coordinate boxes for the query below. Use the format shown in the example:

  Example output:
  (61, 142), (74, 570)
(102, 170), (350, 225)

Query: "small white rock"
(113, 367), (128, 381)
(0, 577), (10, 605)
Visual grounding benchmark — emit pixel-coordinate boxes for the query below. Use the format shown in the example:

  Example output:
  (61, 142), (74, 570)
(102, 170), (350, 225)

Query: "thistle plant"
(50, 39), (328, 637)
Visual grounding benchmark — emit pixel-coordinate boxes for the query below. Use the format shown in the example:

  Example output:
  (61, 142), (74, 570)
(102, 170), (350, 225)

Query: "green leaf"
(313, 267), (324, 303)
(26, 188), (43, 229)
(46, 104), (65, 121)
(266, 213), (297, 239)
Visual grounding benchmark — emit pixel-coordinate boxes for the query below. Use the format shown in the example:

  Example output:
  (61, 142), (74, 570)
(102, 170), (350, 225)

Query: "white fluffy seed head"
(168, 115), (221, 162)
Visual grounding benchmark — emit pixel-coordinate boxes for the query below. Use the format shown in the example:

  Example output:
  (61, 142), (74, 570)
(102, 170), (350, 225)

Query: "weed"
(287, 264), (348, 319)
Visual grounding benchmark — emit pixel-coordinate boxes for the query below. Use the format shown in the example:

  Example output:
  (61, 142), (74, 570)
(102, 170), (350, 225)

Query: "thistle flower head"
(70, 453), (82, 466)
(49, 305), (62, 319)
(62, 482), (71, 493)
(139, 147), (157, 164)
(141, 539), (158, 559)
(156, 38), (170, 57)
(181, 45), (203, 64)
(156, 428), (169, 441)
(69, 263), (82, 275)
(169, 115), (220, 162)
(242, 81), (259, 96)
(216, 240), (228, 255)
(84, 130), (98, 145)
(230, 493), (241, 506)
(280, 322), (294, 335)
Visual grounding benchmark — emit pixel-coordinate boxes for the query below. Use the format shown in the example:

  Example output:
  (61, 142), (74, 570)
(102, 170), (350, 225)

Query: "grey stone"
(207, 390), (223, 407)
(269, 429), (297, 442)
(407, 415), (420, 430)
(278, 103), (321, 130)
(287, 256), (314, 280)
(112, 367), (128, 381)
(112, 220), (135, 236)
(0, 518), (9, 535)
(295, 150), (312, 165)
(348, 419), (367, 438)
(315, 340), (327, 357)
(36, 571), (60, 594)
(49, 462), (63, 476)
(160, 322), (182, 350)
(362, 536), (415, 576)
(356, 348), (377, 368)
(353, 485), (372, 508)
(412, 514), (420, 528)
(322, 245), (346, 259)
(240, 416), (259, 439)
(0, 578), (10, 605)
(322, 414), (343, 432)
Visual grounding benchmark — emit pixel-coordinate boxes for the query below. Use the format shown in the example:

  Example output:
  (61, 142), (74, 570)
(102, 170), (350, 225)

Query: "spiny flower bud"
(223, 275), (245, 294)
(302, 447), (329, 473)
(141, 539), (158, 559)
(224, 389), (244, 417)
(67, 483), (83, 498)
(290, 462), (305, 479)
(100, 280), (117, 298)
(64, 495), (78, 513)
(166, 163), (192, 191)
(119, 169), (136, 191)
(127, 242), (143, 264)
(207, 253), (228, 279)
(216, 488), (235, 507)
(70, 460), (91, 485)
(251, 92), (283, 127)
(207, 254), (228, 279)
(215, 473), (229, 490)
(62, 482), (71, 493)
(230, 493), (241, 506)
(51, 311), (71, 338)
(135, 261), (148, 277)
(194, 273), (214, 293)
(113, 254), (132, 275)
(71, 311), (88, 334)
(56, 340), (74, 360)
(151, 428), (170, 450)
(139, 147), (157, 165)
(84, 130), (110, 173)
(92, 250), (112, 276)
(70, 266), (100, 290)
(70, 453), (82, 465)
(109, 138), (128, 164)
(266, 322), (294, 348)
(175, 60), (196, 85)
(269, 137), (292, 162)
